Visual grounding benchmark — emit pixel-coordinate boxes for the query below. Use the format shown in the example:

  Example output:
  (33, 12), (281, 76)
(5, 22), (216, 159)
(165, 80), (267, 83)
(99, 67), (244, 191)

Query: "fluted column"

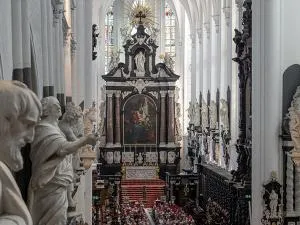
(167, 90), (175, 145)
(211, 13), (221, 102)
(202, 22), (211, 98)
(115, 91), (121, 147)
(160, 91), (167, 146)
(107, 91), (114, 146)
(190, 32), (197, 102)
(71, 2), (78, 104)
(21, 0), (31, 88)
(197, 27), (203, 98)
(41, 0), (49, 96)
(53, 4), (63, 95)
(11, 0), (23, 81)
(84, 0), (93, 107)
(47, 0), (54, 96)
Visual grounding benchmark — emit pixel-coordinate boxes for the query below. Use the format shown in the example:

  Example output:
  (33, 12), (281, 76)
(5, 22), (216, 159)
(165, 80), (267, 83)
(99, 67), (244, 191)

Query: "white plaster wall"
(0, 0), (13, 80)
(252, 0), (282, 223)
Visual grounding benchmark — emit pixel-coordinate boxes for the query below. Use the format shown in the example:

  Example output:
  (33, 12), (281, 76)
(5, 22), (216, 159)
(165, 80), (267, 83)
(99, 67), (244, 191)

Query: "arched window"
(105, 5), (114, 73)
(165, 2), (176, 62)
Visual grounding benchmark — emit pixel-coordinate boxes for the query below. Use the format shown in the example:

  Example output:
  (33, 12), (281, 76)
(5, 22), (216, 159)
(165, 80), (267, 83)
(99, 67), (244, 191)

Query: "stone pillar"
(252, 0), (281, 222)
(71, 3), (78, 104)
(160, 91), (167, 146)
(84, 0), (93, 107)
(115, 91), (121, 147)
(41, 0), (49, 96)
(190, 32), (197, 102)
(21, 0), (31, 88)
(47, 0), (54, 95)
(107, 91), (114, 146)
(11, 0), (23, 81)
(167, 90), (175, 145)
(53, 4), (63, 95)
(202, 22), (211, 99)
(211, 14), (220, 102)
(197, 26), (203, 98)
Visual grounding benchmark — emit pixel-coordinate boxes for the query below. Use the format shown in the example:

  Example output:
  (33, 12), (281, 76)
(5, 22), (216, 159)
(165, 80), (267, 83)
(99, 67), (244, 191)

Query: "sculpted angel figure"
(187, 102), (195, 125)
(220, 99), (229, 130)
(194, 102), (201, 127)
(58, 102), (84, 208)
(209, 101), (218, 129)
(201, 98), (209, 129)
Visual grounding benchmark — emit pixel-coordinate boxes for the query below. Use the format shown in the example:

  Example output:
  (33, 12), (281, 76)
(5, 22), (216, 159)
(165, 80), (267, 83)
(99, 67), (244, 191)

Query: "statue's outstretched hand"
(85, 134), (98, 146)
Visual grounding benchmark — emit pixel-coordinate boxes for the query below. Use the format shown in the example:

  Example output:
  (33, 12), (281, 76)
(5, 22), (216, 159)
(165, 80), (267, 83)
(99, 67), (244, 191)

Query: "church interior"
(1, 0), (300, 224)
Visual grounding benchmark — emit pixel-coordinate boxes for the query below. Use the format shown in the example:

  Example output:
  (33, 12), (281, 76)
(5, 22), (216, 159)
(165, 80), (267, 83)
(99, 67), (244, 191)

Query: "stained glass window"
(105, 5), (114, 73)
(165, 2), (176, 61)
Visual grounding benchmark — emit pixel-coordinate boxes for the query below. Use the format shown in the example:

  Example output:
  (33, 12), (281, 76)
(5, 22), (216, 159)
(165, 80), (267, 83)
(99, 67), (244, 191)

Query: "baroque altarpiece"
(98, 21), (180, 180)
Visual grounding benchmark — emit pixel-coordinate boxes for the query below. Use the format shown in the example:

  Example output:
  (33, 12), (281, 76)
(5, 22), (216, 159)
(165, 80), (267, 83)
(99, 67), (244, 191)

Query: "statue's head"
(41, 96), (62, 119)
(61, 102), (83, 125)
(0, 81), (41, 171)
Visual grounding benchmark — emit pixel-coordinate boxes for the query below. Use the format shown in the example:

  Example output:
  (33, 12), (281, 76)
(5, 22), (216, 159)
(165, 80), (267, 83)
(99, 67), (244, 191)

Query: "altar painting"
(123, 95), (157, 144)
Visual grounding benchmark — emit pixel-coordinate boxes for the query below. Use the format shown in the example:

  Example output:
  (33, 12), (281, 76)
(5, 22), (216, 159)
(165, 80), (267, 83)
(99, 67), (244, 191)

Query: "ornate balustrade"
(197, 163), (250, 225)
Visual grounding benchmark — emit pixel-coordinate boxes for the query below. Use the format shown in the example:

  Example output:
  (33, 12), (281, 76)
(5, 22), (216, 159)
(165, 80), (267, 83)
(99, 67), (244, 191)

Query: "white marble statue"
(289, 86), (300, 152)
(58, 102), (84, 208)
(269, 190), (278, 218)
(209, 101), (218, 129)
(194, 102), (201, 127)
(220, 99), (229, 130)
(187, 101), (196, 125)
(108, 49), (120, 71)
(0, 81), (41, 225)
(28, 96), (97, 225)
(163, 53), (175, 72)
(134, 51), (145, 73)
(201, 98), (209, 129)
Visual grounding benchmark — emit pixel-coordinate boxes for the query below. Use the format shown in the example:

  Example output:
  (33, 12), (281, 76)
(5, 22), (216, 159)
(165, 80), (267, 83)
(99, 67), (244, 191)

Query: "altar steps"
(121, 179), (166, 208)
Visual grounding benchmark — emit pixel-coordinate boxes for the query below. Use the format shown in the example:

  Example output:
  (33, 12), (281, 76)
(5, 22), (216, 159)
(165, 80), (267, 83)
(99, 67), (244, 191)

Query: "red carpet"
(121, 179), (166, 208)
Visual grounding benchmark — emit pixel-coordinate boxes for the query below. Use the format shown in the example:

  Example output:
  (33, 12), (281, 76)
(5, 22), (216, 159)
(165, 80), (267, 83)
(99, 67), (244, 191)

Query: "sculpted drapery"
(28, 122), (72, 225)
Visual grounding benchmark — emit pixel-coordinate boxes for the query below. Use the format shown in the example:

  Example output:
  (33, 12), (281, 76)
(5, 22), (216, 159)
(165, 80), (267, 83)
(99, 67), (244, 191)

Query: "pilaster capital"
(168, 90), (175, 98)
(203, 22), (210, 39)
(196, 27), (203, 44)
(106, 90), (114, 97)
(190, 33), (196, 47)
(115, 90), (122, 98)
(222, 6), (232, 26)
(160, 90), (168, 98)
(212, 15), (220, 33)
